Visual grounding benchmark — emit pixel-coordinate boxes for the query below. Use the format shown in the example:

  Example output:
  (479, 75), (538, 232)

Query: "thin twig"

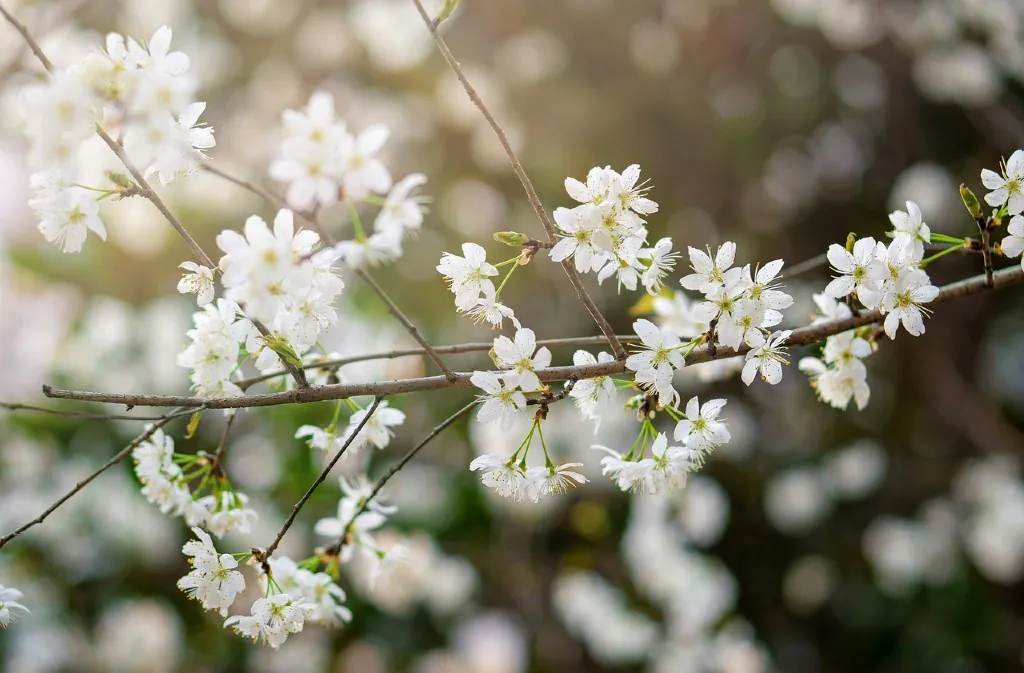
(786, 243), (983, 279)
(324, 400), (476, 557)
(237, 334), (642, 389)
(356, 268), (458, 381)
(0, 3), (54, 73)
(42, 264), (1024, 409)
(208, 413), (237, 475)
(258, 397), (383, 569)
(408, 0), (625, 360)
(0, 401), (196, 422)
(0, 407), (192, 551)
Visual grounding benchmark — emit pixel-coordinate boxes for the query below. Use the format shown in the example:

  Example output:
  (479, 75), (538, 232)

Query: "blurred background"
(2, 0), (1024, 671)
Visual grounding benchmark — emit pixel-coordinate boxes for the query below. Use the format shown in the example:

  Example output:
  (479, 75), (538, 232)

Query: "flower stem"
(920, 243), (965, 267)
(494, 255), (523, 299)
(346, 199), (368, 242)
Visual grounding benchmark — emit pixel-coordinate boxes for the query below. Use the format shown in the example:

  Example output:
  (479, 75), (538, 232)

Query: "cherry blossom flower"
(0, 586), (29, 628)
(673, 397), (730, 458)
(888, 200), (930, 254)
(224, 593), (316, 649)
(339, 124), (392, 199)
(177, 262), (215, 305)
(1001, 215), (1024, 269)
(437, 242), (499, 311)
(469, 453), (529, 500)
(568, 351), (616, 428)
(177, 527), (245, 617)
(526, 462), (588, 501)
(639, 237), (679, 294)
(626, 319), (683, 406)
(742, 330), (792, 386)
(592, 445), (656, 494)
(981, 150), (1024, 215)
(881, 269), (939, 339)
(493, 328), (552, 392)
(30, 189), (106, 253)
(680, 242), (739, 294)
(373, 173), (428, 236)
(470, 371), (527, 430)
(823, 237), (883, 299)
(550, 204), (607, 272)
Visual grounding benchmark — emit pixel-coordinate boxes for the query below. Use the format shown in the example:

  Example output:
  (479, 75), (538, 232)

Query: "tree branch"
(408, 0), (625, 360)
(237, 334), (642, 390)
(0, 401), (197, 422)
(41, 265), (1024, 410)
(256, 397), (383, 571)
(324, 400), (476, 557)
(0, 407), (193, 551)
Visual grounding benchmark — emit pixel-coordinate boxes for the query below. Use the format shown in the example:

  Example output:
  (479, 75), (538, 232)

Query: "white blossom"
(492, 328), (552, 392)
(177, 527), (245, 617)
(0, 585), (29, 628)
(981, 149), (1024, 215)
(470, 371), (527, 430)
(177, 262), (215, 305)
(741, 330), (792, 386)
(625, 319), (682, 407)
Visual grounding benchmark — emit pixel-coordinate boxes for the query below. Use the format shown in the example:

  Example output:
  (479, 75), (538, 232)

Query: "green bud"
(437, 0), (460, 24)
(258, 334), (304, 369)
(106, 171), (133, 190)
(960, 183), (984, 220)
(185, 410), (203, 439)
(488, 346), (501, 368)
(844, 232), (857, 253)
(493, 231), (529, 246)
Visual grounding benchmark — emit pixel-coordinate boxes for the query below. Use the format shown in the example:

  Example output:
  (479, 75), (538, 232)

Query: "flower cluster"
(224, 593), (316, 649)
(296, 400), (406, 456)
(24, 27), (214, 253)
(270, 92), (427, 268)
(314, 476), (407, 580)
(175, 299), (251, 398)
(551, 165), (674, 293)
(823, 201), (939, 340)
(437, 243), (519, 329)
(679, 243), (794, 352)
(176, 527), (246, 617)
(132, 427), (257, 536)
(799, 294), (874, 410)
(594, 396), (730, 494)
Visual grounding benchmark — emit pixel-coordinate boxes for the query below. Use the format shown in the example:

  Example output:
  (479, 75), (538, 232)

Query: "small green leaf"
(437, 0), (460, 24)
(185, 410), (203, 439)
(493, 231), (529, 246)
(959, 183), (984, 220)
(259, 334), (304, 369)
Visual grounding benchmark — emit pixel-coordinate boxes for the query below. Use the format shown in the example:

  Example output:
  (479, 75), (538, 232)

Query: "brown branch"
(324, 400), (476, 557)
(258, 397), (383, 569)
(408, 0), (625, 360)
(356, 268), (458, 381)
(0, 407), (192, 551)
(208, 412), (237, 475)
(0, 3), (54, 73)
(41, 264), (1024, 410)
(0, 401), (196, 422)
(237, 334), (642, 390)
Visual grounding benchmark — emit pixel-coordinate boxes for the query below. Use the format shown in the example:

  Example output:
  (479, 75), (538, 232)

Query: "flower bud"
(959, 183), (984, 220)
(493, 231), (529, 246)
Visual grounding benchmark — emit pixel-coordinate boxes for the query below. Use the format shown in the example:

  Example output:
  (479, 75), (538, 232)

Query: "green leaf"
(258, 334), (304, 370)
(185, 410), (203, 439)
(437, 0), (460, 24)
(493, 231), (529, 246)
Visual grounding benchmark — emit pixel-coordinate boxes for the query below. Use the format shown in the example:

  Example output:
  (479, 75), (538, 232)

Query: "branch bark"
(41, 265), (1024, 409)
